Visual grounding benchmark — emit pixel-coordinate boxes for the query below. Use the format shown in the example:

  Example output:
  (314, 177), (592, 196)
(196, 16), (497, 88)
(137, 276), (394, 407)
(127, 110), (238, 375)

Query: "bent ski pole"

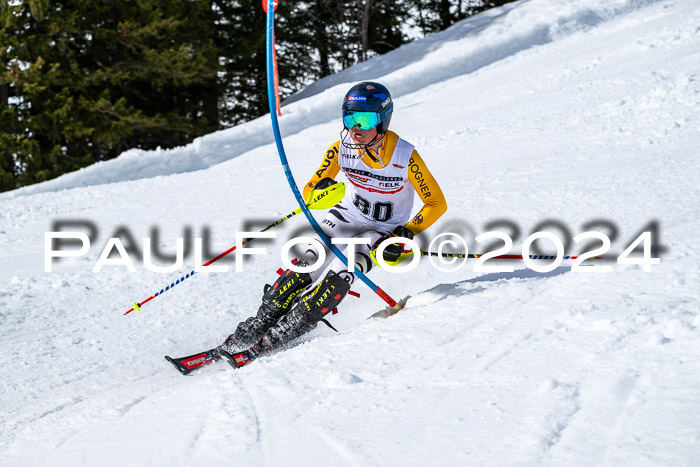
(124, 183), (345, 315)
(265, 5), (404, 314)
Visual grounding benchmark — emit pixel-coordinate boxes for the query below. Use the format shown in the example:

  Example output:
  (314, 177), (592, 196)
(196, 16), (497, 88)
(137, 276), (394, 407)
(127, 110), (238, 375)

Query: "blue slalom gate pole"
(264, 1), (402, 310)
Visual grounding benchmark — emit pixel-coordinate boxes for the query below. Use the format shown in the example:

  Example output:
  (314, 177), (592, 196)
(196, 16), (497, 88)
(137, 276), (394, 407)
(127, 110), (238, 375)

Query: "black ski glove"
(314, 177), (337, 190)
(371, 226), (415, 263)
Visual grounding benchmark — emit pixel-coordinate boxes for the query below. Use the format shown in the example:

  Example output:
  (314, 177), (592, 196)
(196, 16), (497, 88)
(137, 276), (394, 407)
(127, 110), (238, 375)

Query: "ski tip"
(165, 355), (192, 376)
(219, 349), (253, 370)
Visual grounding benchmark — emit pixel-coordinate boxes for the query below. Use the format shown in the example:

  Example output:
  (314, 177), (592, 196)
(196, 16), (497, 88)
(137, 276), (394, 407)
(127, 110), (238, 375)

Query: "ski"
(165, 348), (221, 375)
(165, 346), (258, 374)
(166, 287), (401, 375)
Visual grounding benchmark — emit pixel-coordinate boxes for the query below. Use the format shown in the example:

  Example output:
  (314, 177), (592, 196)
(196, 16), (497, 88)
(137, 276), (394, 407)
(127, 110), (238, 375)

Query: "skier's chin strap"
(340, 128), (386, 166)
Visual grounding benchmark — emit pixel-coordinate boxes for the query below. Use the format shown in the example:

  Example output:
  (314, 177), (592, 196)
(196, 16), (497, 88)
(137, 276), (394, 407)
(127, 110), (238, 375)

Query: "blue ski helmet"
(341, 82), (393, 134)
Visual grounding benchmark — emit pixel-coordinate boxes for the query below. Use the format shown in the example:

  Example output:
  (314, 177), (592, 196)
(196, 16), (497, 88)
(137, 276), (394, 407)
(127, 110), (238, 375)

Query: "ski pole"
(124, 183), (345, 315)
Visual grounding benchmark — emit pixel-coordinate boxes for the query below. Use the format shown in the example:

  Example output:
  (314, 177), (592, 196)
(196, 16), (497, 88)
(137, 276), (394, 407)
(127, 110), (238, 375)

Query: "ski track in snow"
(2, 0), (700, 465)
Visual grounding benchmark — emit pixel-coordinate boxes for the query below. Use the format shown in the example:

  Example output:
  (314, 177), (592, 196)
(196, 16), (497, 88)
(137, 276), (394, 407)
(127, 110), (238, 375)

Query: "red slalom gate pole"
(272, 33), (282, 116)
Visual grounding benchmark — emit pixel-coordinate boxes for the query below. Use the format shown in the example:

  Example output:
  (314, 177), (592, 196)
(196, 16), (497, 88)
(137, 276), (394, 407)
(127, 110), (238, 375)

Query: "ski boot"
(223, 268), (312, 350)
(224, 271), (351, 368)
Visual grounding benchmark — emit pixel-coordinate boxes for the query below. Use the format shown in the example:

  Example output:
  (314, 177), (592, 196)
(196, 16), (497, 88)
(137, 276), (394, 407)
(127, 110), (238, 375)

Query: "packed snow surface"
(1, 0), (699, 465)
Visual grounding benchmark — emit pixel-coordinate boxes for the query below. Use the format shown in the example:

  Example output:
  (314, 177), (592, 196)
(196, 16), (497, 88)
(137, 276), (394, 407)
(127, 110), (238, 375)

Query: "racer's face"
(349, 125), (378, 146)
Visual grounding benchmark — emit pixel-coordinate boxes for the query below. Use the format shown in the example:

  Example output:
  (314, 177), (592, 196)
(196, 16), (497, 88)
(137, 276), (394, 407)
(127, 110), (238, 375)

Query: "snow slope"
(1, 0), (699, 465)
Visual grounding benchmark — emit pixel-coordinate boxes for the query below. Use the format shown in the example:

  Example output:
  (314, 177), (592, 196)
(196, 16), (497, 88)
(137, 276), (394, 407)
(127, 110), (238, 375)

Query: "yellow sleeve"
(303, 141), (342, 200)
(405, 150), (447, 235)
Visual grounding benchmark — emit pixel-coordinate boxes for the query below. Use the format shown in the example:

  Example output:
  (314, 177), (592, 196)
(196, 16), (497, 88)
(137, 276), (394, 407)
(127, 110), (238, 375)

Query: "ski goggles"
(342, 111), (380, 130)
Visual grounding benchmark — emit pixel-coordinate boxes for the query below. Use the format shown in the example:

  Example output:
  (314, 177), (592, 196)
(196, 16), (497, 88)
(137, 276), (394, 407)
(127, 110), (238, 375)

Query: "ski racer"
(223, 82), (448, 363)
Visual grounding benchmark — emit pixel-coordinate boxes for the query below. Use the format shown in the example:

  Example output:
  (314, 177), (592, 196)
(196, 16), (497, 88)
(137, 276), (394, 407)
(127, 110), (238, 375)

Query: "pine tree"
(214, 0), (269, 124)
(0, 0), (221, 192)
(367, 0), (411, 56)
(1, 0), (518, 193)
